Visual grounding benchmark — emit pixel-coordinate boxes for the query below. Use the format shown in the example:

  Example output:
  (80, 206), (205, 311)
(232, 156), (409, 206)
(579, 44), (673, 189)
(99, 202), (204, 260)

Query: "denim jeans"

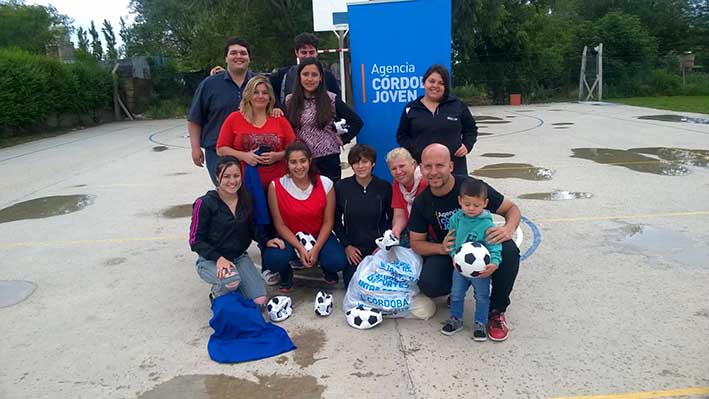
(450, 270), (490, 325)
(196, 253), (266, 299)
(204, 146), (218, 186)
(261, 233), (347, 287)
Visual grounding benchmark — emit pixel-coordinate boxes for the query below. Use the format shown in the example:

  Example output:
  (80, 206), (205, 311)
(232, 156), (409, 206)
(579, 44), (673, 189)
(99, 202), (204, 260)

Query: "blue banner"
(348, 0), (451, 181)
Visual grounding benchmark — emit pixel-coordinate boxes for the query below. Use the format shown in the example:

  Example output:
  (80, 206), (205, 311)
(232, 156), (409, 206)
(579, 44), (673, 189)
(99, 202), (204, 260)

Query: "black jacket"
(334, 175), (392, 250)
(189, 190), (265, 261)
(396, 95), (477, 163)
(270, 63), (341, 108)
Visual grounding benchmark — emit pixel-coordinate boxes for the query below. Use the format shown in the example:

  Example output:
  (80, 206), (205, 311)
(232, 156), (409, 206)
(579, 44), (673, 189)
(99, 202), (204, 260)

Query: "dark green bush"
(0, 48), (111, 135)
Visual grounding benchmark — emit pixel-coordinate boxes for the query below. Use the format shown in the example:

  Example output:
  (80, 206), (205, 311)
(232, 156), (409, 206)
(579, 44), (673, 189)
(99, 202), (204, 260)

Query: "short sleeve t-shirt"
(391, 179), (429, 218)
(216, 112), (296, 189)
(407, 176), (504, 242)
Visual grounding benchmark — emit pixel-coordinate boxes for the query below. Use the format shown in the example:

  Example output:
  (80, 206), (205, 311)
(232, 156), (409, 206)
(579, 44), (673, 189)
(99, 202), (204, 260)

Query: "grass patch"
(145, 97), (190, 119)
(610, 96), (709, 114)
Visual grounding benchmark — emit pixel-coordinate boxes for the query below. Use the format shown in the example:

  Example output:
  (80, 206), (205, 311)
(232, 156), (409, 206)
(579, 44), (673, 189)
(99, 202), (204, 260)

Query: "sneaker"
(209, 292), (216, 305)
(440, 317), (464, 336)
(488, 311), (509, 342)
(323, 272), (338, 285)
(261, 270), (281, 286)
(289, 259), (304, 270)
(472, 321), (488, 342)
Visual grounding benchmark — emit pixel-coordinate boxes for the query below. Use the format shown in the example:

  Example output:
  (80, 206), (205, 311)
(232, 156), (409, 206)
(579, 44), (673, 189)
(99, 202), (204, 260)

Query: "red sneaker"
(488, 311), (509, 342)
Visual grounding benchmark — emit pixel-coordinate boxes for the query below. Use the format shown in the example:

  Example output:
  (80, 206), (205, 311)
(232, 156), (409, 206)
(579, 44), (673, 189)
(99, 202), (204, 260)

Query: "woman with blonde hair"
(217, 75), (296, 189)
(387, 147), (428, 241)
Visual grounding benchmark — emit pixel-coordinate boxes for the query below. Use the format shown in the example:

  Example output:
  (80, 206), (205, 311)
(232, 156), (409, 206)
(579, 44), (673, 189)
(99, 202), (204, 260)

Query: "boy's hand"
(477, 263), (498, 278)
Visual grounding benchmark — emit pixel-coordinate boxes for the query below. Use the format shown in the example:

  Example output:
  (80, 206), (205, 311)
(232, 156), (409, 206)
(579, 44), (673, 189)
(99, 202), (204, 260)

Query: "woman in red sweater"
(217, 76), (296, 189)
(263, 141), (347, 291)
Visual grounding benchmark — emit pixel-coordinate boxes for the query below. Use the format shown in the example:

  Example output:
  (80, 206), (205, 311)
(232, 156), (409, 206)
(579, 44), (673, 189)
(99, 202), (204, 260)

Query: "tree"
(0, 2), (70, 54)
(102, 19), (118, 60)
(76, 27), (89, 52)
(88, 20), (103, 60)
(119, 17), (130, 57)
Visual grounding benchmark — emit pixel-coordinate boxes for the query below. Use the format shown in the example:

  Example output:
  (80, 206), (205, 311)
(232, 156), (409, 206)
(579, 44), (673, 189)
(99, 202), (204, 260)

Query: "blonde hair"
(239, 76), (275, 124)
(386, 147), (416, 166)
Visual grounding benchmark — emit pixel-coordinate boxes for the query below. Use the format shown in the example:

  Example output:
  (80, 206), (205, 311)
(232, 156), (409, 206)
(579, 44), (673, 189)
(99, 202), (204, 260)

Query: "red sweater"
(217, 112), (296, 189)
(274, 177), (326, 236)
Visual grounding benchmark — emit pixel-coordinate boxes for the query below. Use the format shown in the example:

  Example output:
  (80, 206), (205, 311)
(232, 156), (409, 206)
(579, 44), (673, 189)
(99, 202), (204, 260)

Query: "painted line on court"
(549, 386), (709, 399)
(148, 127), (190, 149)
(2, 211), (705, 249)
(0, 235), (184, 248)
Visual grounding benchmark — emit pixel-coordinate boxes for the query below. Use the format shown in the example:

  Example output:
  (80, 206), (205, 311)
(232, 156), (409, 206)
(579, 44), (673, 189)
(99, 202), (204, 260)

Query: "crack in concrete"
(394, 319), (417, 398)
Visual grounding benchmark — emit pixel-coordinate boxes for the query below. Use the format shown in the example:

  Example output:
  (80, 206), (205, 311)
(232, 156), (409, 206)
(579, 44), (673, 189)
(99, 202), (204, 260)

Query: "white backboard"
(313, 0), (351, 31)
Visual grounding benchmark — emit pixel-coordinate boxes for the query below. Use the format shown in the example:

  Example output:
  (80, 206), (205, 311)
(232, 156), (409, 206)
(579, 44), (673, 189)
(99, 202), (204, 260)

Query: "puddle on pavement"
(571, 148), (690, 176)
(70, 184), (88, 188)
(152, 146), (169, 152)
(516, 110), (535, 112)
(552, 122), (574, 126)
(476, 120), (510, 124)
(166, 172), (189, 176)
(291, 328), (327, 368)
(471, 163), (554, 180)
(638, 114), (709, 124)
(554, 127), (570, 130)
(478, 132), (493, 136)
(518, 191), (593, 200)
(549, 109), (563, 111)
(505, 115), (517, 118)
(137, 374), (325, 399)
(476, 115), (504, 121)
(481, 153), (515, 158)
(0, 195), (94, 224)
(161, 204), (193, 219)
(0, 280), (36, 308)
(614, 224), (707, 268)
(629, 147), (708, 167)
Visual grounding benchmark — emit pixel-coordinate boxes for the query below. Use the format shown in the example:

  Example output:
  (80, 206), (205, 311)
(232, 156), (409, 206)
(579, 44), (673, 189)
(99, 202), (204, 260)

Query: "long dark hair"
(286, 58), (334, 130)
(215, 156), (251, 211)
(285, 141), (319, 187)
(423, 64), (451, 98)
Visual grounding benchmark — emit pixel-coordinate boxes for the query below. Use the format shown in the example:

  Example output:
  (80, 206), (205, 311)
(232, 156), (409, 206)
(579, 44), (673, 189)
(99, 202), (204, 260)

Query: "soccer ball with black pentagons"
(266, 295), (292, 322)
(295, 232), (317, 251)
(345, 304), (383, 330)
(314, 291), (333, 317)
(453, 242), (491, 278)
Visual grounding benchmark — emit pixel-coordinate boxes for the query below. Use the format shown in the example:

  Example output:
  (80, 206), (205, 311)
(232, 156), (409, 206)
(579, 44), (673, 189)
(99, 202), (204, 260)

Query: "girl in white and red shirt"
(263, 141), (347, 291)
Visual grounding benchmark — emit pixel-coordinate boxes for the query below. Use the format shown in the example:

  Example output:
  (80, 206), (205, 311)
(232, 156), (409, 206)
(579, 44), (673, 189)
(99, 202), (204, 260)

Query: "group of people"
(187, 34), (520, 342)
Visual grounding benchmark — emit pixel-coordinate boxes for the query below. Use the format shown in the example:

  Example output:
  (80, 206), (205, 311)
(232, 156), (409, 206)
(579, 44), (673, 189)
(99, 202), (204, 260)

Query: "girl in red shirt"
(263, 141), (347, 292)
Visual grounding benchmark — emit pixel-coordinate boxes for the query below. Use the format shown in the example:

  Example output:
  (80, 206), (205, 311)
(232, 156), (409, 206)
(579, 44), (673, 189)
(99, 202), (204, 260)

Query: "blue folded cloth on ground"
(207, 292), (296, 363)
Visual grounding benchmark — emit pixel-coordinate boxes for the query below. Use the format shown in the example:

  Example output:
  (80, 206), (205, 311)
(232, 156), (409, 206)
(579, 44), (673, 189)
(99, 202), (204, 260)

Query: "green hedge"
(0, 48), (112, 135)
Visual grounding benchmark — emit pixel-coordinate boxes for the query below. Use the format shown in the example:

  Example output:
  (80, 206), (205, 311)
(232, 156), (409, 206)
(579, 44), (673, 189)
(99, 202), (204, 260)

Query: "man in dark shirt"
(188, 37), (254, 185)
(270, 32), (341, 107)
(408, 143), (521, 341)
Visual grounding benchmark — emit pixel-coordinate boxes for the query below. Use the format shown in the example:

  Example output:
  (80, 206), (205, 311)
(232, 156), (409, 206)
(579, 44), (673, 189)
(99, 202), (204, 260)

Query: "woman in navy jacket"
(396, 64), (478, 175)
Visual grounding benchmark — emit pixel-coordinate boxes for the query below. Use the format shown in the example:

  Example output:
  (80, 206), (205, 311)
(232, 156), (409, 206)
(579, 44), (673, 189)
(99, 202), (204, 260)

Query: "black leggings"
(314, 153), (342, 184)
(417, 239), (520, 313)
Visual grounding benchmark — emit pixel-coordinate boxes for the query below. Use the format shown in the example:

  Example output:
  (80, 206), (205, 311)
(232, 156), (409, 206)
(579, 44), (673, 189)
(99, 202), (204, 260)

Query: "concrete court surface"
(0, 102), (708, 399)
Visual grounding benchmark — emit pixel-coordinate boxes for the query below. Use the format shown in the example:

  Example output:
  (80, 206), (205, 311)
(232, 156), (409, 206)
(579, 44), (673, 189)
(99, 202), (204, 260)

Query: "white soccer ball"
(266, 295), (292, 322)
(375, 229), (400, 251)
(453, 242), (490, 278)
(345, 304), (383, 330)
(295, 232), (317, 251)
(314, 291), (333, 317)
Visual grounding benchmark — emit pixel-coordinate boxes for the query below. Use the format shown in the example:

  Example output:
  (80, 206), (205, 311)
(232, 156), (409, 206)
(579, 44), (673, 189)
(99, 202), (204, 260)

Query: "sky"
(26, 0), (133, 46)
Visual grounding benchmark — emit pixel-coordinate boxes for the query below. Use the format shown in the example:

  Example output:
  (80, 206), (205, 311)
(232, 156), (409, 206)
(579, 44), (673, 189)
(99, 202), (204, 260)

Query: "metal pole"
(334, 29), (349, 102)
(578, 46), (587, 102)
(597, 43), (603, 101)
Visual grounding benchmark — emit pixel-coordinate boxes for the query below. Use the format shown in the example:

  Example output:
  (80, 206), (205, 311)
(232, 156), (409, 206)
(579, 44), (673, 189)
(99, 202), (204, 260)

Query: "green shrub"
(0, 48), (111, 135)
